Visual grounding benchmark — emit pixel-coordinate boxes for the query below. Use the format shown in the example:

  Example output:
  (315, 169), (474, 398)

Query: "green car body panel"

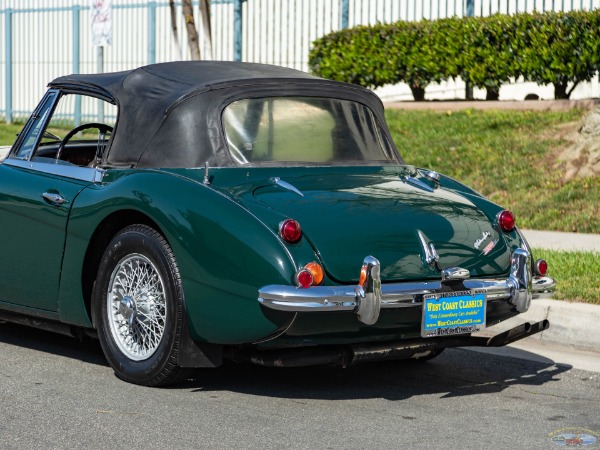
(0, 164), (88, 312)
(54, 165), (516, 345)
(58, 169), (304, 343)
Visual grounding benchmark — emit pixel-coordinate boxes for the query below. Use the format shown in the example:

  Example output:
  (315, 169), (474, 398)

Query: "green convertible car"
(0, 61), (555, 386)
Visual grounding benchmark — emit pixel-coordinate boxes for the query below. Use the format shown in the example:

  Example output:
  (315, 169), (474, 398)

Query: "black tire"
(93, 224), (190, 386)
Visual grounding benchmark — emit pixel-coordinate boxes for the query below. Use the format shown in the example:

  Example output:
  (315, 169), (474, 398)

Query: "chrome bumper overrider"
(258, 249), (556, 325)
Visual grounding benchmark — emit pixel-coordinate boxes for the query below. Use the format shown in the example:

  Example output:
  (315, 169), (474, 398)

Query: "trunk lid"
(221, 167), (510, 283)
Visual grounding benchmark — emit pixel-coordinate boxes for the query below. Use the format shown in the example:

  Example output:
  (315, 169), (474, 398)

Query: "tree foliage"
(514, 11), (600, 99)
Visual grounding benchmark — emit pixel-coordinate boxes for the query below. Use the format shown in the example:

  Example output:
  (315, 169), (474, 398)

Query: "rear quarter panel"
(59, 169), (298, 344)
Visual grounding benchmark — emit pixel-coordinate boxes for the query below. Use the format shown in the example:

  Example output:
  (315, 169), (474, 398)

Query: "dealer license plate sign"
(421, 290), (486, 338)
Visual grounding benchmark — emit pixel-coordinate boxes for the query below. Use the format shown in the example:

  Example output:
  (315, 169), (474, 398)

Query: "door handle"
(42, 192), (67, 205)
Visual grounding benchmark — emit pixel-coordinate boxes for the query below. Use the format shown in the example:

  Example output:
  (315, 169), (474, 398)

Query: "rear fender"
(59, 170), (300, 344)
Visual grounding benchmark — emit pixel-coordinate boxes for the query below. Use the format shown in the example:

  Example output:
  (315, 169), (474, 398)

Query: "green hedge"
(309, 10), (600, 101)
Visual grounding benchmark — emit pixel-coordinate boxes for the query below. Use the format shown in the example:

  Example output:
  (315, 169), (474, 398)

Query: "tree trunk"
(199, 0), (213, 60)
(553, 82), (570, 100)
(409, 84), (426, 101)
(182, 0), (201, 60)
(485, 87), (500, 101)
(168, 0), (182, 60)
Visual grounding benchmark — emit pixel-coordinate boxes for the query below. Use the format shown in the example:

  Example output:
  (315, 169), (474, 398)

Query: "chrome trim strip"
(417, 230), (439, 267)
(269, 177), (304, 197)
(403, 176), (434, 193)
(258, 249), (554, 319)
(3, 157), (105, 183)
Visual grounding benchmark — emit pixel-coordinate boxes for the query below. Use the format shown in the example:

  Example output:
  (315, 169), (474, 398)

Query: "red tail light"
(295, 269), (314, 288)
(279, 219), (302, 243)
(535, 259), (548, 276)
(498, 210), (516, 232)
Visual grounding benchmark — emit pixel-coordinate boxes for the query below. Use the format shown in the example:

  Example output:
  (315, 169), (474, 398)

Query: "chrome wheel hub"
(118, 295), (136, 326)
(107, 254), (167, 361)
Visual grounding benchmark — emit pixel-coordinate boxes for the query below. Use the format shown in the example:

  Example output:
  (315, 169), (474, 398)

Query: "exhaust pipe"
(486, 320), (549, 347)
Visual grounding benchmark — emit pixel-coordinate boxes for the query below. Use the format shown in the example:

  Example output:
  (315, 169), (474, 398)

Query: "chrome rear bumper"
(258, 249), (556, 325)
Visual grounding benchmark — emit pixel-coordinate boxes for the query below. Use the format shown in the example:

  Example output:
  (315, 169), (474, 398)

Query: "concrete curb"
(384, 98), (600, 112)
(515, 229), (600, 355)
(477, 299), (600, 354)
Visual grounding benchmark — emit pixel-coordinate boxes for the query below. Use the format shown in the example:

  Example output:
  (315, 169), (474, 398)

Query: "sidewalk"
(477, 299), (600, 355)
(385, 98), (600, 112)
(521, 229), (600, 252)
(515, 229), (600, 356)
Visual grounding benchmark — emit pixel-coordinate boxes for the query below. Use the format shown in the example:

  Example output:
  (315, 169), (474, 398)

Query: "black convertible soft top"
(49, 61), (392, 168)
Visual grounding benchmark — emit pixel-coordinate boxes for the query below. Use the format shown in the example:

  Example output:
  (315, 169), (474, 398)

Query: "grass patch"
(533, 248), (600, 304)
(0, 121), (23, 146)
(385, 108), (599, 233)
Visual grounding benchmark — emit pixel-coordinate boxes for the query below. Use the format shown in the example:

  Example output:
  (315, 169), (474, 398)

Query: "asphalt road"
(1, 321), (599, 450)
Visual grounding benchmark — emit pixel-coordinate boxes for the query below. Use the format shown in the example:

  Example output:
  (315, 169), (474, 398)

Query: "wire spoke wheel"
(107, 254), (167, 361)
(95, 224), (191, 386)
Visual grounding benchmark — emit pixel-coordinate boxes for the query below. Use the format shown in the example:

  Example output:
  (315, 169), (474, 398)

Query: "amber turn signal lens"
(304, 262), (324, 285)
(279, 219), (302, 243)
(359, 265), (367, 287)
(295, 269), (314, 289)
(498, 210), (516, 232)
(535, 259), (548, 276)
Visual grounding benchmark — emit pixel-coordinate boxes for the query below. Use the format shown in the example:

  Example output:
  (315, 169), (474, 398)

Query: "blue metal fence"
(1, 0), (599, 123)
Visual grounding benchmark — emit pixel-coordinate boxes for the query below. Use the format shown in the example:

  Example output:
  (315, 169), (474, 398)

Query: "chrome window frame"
(3, 88), (111, 183)
(10, 90), (60, 161)
(3, 158), (105, 183)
